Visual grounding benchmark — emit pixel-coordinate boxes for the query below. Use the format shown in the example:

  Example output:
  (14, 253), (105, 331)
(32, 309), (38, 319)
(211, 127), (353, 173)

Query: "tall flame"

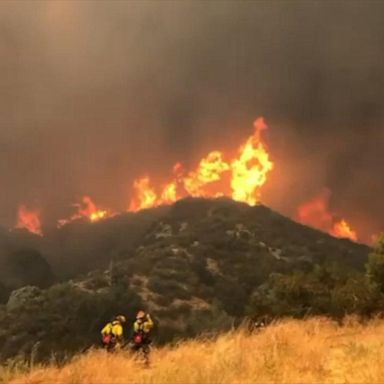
(160, 182), (178, 205)
(129, 177), (158, 211)
(16, 205), (42, 236)
(231, 117), (273, 205)
(297, 189), (358, 241)
(129, 117), (273, 211)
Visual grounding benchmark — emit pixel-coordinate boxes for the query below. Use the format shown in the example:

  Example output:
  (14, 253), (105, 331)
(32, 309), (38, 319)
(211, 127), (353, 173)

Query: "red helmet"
(136, 310), (146, 319)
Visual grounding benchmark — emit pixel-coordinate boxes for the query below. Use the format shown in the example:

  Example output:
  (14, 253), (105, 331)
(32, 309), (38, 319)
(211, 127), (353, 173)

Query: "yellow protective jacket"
(133, 315), (154, 334)
(101, 320), (124, 338)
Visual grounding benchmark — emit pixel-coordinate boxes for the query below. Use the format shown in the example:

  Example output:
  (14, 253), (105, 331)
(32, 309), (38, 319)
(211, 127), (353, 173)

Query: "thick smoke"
(0, 1), (383, 240)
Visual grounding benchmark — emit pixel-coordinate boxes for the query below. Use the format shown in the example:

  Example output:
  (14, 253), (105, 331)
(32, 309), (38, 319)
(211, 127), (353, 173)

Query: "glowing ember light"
(16, 205), (42, 235)
(297, 189), (358, 241)
(58, 196), (108, 226)
(128, 117), (274, 211)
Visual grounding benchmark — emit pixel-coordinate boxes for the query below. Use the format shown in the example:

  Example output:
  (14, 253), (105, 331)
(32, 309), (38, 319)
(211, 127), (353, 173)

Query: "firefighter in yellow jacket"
(131, 310), (154, 362)
(133, 311), (154, 335)
(101, 315), (126, 351)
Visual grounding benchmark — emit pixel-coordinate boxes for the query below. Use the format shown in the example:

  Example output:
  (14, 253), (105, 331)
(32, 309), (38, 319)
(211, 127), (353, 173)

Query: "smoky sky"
(0, 0), (383, 240)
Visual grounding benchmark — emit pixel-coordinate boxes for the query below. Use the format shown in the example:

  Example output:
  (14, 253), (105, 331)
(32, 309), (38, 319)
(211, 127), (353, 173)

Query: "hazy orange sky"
(0, 1), (383, 241)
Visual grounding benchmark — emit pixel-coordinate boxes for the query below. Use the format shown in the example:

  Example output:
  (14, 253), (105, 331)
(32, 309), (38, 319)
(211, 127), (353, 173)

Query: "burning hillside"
(15, 118), (274, 233)
(0, 196), (372, 363)
(14, 118), (362, 243)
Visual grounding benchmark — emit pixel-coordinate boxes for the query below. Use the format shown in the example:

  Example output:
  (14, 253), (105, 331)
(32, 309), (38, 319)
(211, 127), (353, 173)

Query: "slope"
(0, 198), (372, 362)
(7, 317), (384, 384)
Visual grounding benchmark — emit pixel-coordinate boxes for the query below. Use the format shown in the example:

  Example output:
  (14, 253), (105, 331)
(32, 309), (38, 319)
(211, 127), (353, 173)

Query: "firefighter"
(101, 315), (126, 351)
(131, 310), (154, 364)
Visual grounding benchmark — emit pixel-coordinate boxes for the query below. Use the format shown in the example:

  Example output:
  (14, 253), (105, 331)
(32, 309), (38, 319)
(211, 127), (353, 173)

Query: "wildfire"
(129, 117), (274, 211)
(78, 196), (108, 222)
(332, 220), (357, 242)
(231, 117), (272, 205)
(58, 196), (108, 227)
(183, 151), (230, 197)
(160, 182), (178, 205)
(128, 177), (157, 211)
(12, 117), (369, 243)
(16, 205), (42, 236)
(297, 189), (358, 241)
(297, 189), (333, 231)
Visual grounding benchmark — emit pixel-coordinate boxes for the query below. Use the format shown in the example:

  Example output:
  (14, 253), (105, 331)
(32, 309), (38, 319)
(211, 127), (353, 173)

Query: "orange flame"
(129, 177), (158, 211)
(160, 182), (178, 205)
(12, 117), (371, 243)
(183, 151), (230, 197)
(78, 196), (108, 222)
(331, 220), (357, 242)
(58, 196), (108, 227)
(297, 189), (358, 241)
(16, 205), (42, 235)
(231, 118), (273, 205)
(297, 189), (333, 231)
(129, 117), (273, 211)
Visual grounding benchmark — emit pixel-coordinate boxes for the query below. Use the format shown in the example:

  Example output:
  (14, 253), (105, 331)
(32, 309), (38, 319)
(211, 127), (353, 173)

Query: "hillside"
(6, 317), (384, 384)
(0, 198), (375, 362)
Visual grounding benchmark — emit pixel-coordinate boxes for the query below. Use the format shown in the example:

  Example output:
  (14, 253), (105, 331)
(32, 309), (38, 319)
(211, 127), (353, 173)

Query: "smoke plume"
(0, 1), (383, 241)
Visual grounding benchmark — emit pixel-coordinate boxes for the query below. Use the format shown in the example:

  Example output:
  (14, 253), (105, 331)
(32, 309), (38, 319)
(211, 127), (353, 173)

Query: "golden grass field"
(4, 317), (384, 384)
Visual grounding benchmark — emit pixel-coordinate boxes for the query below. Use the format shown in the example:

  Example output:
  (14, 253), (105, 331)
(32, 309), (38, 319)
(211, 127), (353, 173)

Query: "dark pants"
(131, 334), (151, 354)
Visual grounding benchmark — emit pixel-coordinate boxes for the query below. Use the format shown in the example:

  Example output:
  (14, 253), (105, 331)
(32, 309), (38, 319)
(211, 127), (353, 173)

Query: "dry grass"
(6, 317), (384, 384)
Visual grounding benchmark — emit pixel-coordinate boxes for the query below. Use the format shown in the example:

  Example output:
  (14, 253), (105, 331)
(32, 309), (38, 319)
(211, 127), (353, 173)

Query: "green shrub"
(148, 278), (192, 300)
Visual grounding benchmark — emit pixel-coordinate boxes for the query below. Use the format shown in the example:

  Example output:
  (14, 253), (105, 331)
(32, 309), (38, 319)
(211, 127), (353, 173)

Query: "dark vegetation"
(1, 198), (382, 363)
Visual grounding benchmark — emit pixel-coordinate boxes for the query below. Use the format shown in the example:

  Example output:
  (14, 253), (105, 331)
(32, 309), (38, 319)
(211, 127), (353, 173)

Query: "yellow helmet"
(116, 315), (126, 323)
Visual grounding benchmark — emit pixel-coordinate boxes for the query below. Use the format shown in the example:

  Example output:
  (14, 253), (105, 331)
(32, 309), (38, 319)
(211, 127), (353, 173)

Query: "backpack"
(103, 334), (113, 344)
(134, 333), (143, 344)
(102, 322), (115, 345)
